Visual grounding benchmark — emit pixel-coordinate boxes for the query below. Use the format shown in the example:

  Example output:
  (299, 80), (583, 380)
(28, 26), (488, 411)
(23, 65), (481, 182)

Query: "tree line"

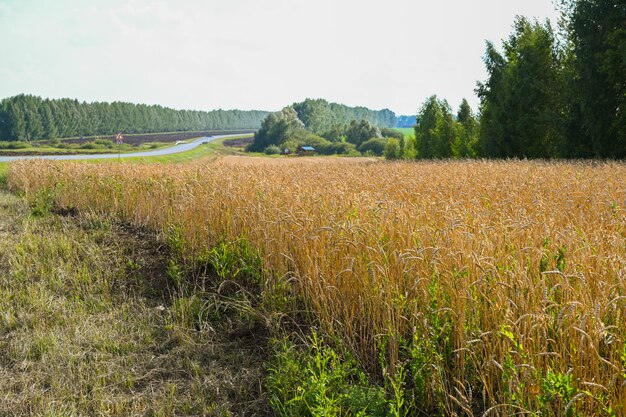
(412, 0), (625, 159)
(292, 98), (396, 133)
(0, 94), (269, 141)
(247, 99), (398, 155)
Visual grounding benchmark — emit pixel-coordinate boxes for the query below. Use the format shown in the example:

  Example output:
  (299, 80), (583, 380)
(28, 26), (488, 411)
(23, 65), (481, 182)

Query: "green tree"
(456, 99), (479, 157)
(40, 101), (59, 139)
(0, 94), (270, 141)
(358, 138), (387, 156)
(6, 101), (27, 141)
(384, 138), (401, 160)
(248, 107), (305, 152)
(477, 17), (565, 158)
(380, 128), (404, 140)
(561, 0), (626, 157)
(292, 99), (333, 134)
(414, 96), (459, 158)
(345, 119), (381, 147)
(292, 98), (396, 134)
(322, 124), (347, 142)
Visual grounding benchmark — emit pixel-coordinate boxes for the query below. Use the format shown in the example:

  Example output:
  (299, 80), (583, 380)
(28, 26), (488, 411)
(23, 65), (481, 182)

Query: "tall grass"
(9, 158), (626, 415)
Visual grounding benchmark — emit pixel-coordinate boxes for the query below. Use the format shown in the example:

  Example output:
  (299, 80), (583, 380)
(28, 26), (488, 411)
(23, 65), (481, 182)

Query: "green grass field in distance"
(393, 127), (415, 138)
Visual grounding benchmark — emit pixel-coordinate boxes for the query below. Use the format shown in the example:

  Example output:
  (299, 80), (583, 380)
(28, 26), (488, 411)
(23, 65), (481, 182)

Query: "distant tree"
(396, 115), (417, 128)
(322, 123), (347, 142)
(264, 145), (282, 155)
(292, 98), (396, 134)
(315, 141), (357, 155)
(345, 120), (381, 147)
(40, 102), (59, 139)
(414, 96), (459, 158)
(380, 128), (404, 140)
(384, 138), (401, 160)
(358, 138), (387, 156)
(456, 99), (479, 157)
(292, 99), (333, 134)
(248, 107), (305, 152)
(0, 94), (269, 141)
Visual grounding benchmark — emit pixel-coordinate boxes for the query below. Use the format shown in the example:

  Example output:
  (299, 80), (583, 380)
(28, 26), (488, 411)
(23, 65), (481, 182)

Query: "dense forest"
(413, 0), (625, 159)
(0, 95), (269, 141)
(292, 98), (396, 133)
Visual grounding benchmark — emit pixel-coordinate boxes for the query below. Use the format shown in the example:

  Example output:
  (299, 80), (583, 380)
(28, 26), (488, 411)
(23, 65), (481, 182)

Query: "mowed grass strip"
(8, 158), (626, 414)
(0, 185), (268, 415)
(93, 134), (252, 164)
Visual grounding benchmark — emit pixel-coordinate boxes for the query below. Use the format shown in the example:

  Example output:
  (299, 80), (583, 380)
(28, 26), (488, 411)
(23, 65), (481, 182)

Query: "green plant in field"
(407, 330), (445, 415)
(540, 369), (577, 416)
(201, 238), (263, 292)
(165, 224), (186, 256)
(377, 334), (412, 417)
(166, 258), (184, 288)
(621, 342), (626, 379)
(386, 362), (409, 417)
(267, 333), (387, 417)
(540, 238), (567, 273)
(29, 188), (55, 217)
(498, 325), (544, 413)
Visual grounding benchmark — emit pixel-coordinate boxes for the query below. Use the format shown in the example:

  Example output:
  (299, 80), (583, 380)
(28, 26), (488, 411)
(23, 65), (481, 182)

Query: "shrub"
(317, 141), (357, 155)
(48, 137), (61, 147)
(0, 141), (32, 149)
(358, 138), (388, 156)
(79, 142), (98, 150)
(94, 139), (115, 148)
(267, 335), (388, 417)
(264, 145), (282, 155)
(381, 128), (404, 140)
(384, 138), (401, 160)
(281, 140), (299, 154)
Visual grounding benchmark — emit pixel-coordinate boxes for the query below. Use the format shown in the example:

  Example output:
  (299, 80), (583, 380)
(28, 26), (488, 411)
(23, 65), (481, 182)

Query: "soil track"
(222, 136), (254, 148)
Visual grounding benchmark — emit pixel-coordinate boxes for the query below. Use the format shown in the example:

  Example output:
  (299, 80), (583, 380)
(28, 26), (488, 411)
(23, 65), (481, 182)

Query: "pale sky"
(0, 0), (560, 115)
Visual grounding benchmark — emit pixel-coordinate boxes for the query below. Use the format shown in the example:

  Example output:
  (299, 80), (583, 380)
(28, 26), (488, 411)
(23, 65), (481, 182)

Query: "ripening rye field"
(9, 158), (626, 415)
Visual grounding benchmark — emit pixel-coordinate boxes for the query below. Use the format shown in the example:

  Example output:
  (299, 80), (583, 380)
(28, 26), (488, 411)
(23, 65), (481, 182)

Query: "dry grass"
(8, 158), (626, 415)
(0, 187), (268, 416)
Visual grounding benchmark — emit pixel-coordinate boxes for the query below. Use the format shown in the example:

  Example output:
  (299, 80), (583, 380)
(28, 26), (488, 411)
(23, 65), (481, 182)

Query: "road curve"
(0, 134), (241, 162)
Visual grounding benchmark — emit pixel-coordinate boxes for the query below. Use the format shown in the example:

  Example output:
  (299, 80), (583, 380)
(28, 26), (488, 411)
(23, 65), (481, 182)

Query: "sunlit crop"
(9, 158), (626, 415)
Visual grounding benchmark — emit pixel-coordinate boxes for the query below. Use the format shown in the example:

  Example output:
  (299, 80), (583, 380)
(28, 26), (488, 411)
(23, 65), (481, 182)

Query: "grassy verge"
(0, 181), (269, 415)
(120, 134), (252, 164)
(0, 141), (173, 156)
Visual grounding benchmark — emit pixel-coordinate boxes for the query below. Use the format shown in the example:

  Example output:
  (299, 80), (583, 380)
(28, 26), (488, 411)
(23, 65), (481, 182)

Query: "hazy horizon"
(0, 0), (560, 115)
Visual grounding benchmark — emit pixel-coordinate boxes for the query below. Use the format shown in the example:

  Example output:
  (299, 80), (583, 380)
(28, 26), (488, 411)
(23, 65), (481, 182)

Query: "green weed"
(267, 333), (387, 417)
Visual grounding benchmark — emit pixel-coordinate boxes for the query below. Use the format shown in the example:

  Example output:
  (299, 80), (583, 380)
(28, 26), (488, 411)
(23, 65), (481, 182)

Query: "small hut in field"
(296, 146), (316, 156)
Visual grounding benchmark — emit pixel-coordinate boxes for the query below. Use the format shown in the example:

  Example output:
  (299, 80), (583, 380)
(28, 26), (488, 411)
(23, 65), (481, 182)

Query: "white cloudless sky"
(0, 0), (560, 115)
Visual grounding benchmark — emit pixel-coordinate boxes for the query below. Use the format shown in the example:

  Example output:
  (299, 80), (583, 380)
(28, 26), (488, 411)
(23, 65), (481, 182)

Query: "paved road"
(0, 134), (239, 162)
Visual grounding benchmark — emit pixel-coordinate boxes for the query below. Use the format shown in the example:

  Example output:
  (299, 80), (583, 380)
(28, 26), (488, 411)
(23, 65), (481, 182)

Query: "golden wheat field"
(8, 158), (626, 415)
